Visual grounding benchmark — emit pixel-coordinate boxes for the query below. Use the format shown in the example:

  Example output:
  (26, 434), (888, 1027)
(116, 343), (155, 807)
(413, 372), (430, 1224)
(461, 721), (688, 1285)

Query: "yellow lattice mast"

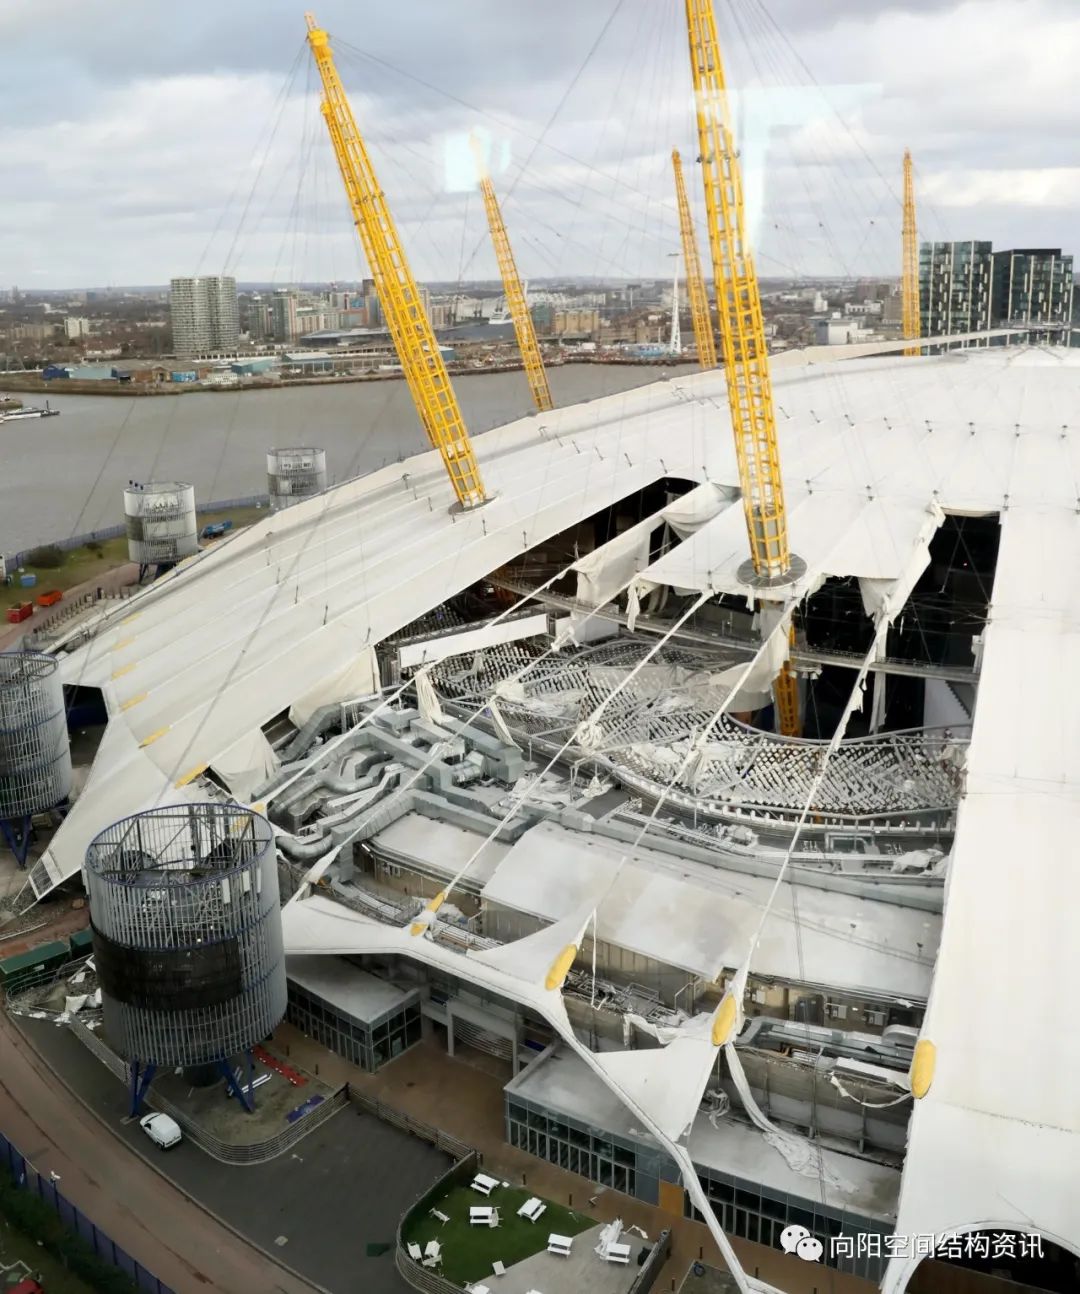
(902, 149), (921, 357)
(305, 14), (487, 509)
(672, 149), (717, 370)
(683, 0), (799, 736)
(471, 139), (553, 414)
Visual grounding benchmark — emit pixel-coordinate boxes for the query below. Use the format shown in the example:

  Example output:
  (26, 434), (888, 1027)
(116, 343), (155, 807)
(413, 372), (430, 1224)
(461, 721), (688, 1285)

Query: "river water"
(0, 364), (661, 553)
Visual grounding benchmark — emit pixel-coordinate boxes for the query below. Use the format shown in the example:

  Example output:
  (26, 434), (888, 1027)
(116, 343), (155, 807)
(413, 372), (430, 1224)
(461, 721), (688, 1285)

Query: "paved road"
(0, 562), (138, 650)
(0, 1010), (315, 1294)
(18, 1017), (451, 1294)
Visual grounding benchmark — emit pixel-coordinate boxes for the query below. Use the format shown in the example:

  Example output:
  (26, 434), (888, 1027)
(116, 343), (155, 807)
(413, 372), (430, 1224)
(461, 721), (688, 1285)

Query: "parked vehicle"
(139, 1112), (182, 1150)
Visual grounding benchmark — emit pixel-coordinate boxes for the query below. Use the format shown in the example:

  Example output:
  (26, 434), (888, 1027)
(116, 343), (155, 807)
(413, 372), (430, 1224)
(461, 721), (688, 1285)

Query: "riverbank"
(1, 504), (266, 616)
(0, 354), (690, 398)
(0, 362), (660, 554)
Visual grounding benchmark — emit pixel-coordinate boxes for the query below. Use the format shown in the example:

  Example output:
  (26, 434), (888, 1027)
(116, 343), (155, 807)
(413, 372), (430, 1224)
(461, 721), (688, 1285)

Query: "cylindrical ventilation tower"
(266, 447), (327, 511)
(85, 804), (286, 1104)
(0, 652), (72, 865)
(123, 481), (198, 570)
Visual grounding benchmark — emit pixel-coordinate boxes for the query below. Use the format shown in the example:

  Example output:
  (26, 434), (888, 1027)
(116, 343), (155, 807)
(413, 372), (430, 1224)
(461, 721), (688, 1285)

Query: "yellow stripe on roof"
(139, 727), (169, 748)
(110, 663), (136, 680)
(174, 763), (208, 789)
(119, 692), (147, 711)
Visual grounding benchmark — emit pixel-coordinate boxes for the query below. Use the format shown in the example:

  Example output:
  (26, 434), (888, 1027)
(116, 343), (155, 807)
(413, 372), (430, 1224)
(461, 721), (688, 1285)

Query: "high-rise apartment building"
(243, 294), (270, 341)
(169, 275), (239, 356)
(991, 248), (1074, 328)
(207, 277), (239, 350)
(272, 289), (299, 343)
(918, 243), (1075, 346)
(918, 241), (993, 338)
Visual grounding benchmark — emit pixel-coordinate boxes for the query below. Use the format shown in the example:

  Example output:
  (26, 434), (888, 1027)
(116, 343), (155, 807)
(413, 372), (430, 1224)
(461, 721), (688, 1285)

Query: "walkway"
(0, 1010), (316, 1294)
(276, 1025), (874, 1294)
(0, 562), (137, 651)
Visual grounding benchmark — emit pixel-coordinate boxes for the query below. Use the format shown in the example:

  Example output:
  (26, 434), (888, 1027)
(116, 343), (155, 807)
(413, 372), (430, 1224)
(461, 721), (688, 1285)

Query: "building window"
(286, 982), (420, 1074)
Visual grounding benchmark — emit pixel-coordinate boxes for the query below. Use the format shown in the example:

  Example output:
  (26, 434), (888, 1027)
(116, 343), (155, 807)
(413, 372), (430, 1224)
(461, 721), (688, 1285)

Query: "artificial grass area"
(402, 1182), (593, 1286)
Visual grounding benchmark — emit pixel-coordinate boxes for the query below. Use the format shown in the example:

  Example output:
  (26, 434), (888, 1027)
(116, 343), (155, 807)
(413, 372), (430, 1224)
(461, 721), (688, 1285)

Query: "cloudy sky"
(2, 0), (1079, 288)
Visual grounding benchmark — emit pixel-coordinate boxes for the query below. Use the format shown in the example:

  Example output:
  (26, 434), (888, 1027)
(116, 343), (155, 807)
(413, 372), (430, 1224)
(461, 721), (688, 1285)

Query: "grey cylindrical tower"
(266, 447), (327, 511)
(0, 653), (72, 863)
(123, 481), (198, 567)
(85, 804), (286, 1071)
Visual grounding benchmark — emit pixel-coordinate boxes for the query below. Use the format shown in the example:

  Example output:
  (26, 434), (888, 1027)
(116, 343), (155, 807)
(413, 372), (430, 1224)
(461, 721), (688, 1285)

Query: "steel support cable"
(210, 41), (307, 277)
(726, 0), (905, 540)
(283, 323), (672, 848)
(417, 591), (713, 906)
(726, 0), (862, 283)
(591, 0), (673, 283)
(269, 56), (317, 286)
(716, 608), (926, 1180)
(347, 0), (631, 287)
(292, 587), (712, 896)
(143, 377), (186, 489)
(751, 0), (950, 250)
(406, 603), (813, 1294)
(737, 0), (910, 286)
(554, 0), (658, 282)
(271, 478), (658, 820)
(330, 5), (679, 214)
(328, 41), (687, 282)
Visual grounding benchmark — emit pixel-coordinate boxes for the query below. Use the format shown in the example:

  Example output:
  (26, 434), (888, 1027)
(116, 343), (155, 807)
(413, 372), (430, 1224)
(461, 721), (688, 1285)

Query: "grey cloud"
(3, 0), (1080, 285)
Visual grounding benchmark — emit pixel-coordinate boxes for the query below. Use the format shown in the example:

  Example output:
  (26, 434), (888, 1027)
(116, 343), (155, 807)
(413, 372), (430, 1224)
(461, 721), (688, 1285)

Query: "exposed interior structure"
(13, 343), (1080, 1291)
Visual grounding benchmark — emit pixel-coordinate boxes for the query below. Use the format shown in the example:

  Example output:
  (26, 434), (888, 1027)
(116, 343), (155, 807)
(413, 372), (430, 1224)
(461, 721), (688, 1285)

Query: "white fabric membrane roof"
(482, 819), (937, 997)
(31, 343), (1080, 1287)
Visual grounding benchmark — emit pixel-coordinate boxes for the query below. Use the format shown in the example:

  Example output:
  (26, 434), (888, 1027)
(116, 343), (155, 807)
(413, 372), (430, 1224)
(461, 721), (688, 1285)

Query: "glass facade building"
(691, 1165), (891, 1283)
(991, 248), (1074, 329)
(285, 960), (422, 1072)
(918, 241), (993, 339)
(506, 1053), (895, 1284)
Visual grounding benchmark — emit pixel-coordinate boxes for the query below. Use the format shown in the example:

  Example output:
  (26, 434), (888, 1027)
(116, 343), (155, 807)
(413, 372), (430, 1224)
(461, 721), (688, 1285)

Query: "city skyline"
(3, 0), (1080, 287)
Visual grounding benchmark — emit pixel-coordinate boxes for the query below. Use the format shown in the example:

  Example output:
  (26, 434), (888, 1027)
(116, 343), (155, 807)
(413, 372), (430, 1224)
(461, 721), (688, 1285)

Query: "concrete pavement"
(18, 1016), (451, 1294)
(0, 561), (137, 651)
(277, 1026), (873, 1294)
(0, 1010), (316, 1294)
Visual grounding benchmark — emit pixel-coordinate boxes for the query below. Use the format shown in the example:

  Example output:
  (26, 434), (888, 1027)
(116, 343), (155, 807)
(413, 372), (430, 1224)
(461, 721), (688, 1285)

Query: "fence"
(347, 1088), (474, 1161)
(2, 494), (270, 571)
(68, 1015), (349, 1165)
(0, 1127), (176, 1294)
(393, 1151), (480, 1294)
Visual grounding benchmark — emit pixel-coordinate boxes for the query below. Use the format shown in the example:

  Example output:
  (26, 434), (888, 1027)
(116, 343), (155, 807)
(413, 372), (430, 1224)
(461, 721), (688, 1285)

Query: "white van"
(139, 1112), (182, 1150)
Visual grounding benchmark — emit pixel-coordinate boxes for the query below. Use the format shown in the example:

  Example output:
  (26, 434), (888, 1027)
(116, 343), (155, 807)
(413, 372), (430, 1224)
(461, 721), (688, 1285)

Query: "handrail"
(68, 1016), (348, 1165)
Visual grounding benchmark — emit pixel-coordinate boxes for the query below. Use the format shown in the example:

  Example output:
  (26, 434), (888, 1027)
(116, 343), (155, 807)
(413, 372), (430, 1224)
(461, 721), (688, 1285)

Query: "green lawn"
(402, 1182), (593, 1287)
(1, 538), (130, 613)
(2, 506), (267, 613)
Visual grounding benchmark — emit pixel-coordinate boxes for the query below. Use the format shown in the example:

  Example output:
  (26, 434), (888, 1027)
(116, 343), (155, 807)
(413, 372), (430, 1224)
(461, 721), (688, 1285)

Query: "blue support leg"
(0, 816), (33, 868)
(129, 1060), (157, 1117)
(218, 1054), (256, 1113)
